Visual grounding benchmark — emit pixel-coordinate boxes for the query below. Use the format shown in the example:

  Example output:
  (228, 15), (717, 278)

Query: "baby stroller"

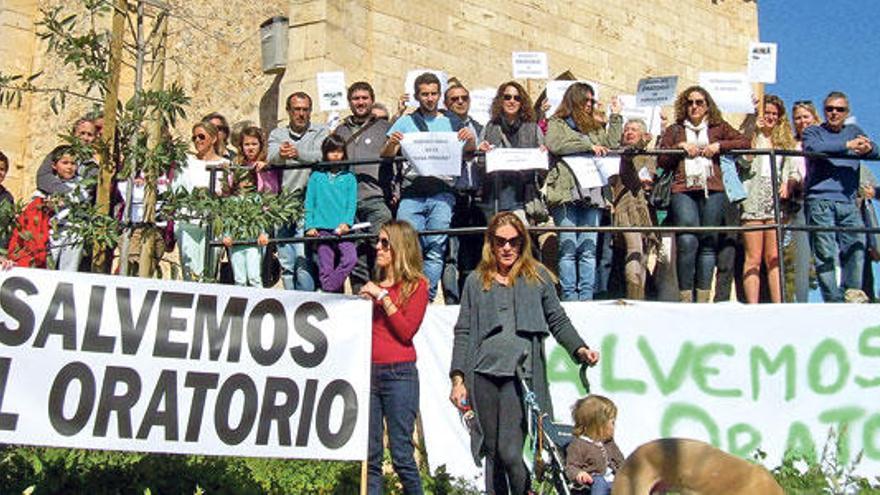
(516, 359), (592, 495)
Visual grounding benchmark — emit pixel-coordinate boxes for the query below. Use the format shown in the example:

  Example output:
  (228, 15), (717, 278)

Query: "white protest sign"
(564, 155), (620, 188)
(485, 148), (549, 173)
(748, 42), (778, 84)
(468, 88), (496, 126)
(512, 52), (549, 80)
(400, 132), (463, 177)
(699, 72), (754, 114)
(636, 76), (678, 107)
(404, 69), (448, 108)
(617, 94), (662, 137)
(545, 80), (600, 117)
(417, 302), (880, 484)
(316, 71), (347, 112)
(0, 268), (372, 461)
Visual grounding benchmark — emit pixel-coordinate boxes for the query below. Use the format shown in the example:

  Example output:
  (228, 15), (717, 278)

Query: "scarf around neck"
(683, 119), (712, 195)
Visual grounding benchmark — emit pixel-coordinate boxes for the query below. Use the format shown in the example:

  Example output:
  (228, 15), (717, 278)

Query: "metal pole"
(119, 0), (146, 276)
(768, 149), (787, 302)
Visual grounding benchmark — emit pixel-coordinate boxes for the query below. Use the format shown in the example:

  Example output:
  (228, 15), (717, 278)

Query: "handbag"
(524, 172), (550, 224)
(863, 198), (880, 261)
(720, 155), (747, 203)
(649, 167), (674, 210)
(261, 242), (282, 288)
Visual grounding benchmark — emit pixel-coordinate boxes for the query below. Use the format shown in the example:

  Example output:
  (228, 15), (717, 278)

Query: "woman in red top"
(359, 219), (428, 495)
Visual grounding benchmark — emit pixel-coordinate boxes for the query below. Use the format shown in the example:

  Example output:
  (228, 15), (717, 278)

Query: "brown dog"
(611, 438), (784, 495)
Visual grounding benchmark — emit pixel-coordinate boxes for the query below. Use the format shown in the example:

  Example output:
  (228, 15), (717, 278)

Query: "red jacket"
(7, 196), (52, 268)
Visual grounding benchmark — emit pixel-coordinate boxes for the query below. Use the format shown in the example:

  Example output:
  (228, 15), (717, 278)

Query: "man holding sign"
(382, 72), (476, 301)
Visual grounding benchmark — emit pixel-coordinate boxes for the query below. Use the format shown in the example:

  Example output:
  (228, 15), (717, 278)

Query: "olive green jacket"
(543, 115), (623, 208)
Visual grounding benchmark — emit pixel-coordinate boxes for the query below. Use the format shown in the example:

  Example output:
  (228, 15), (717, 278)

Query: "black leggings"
(474, 372), (529, 495)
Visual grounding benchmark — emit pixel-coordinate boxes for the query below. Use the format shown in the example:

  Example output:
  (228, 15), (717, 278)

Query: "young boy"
(47, 146), (88, 271)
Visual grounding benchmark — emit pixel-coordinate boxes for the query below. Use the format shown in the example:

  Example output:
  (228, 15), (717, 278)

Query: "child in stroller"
(565, 395), (624, 494)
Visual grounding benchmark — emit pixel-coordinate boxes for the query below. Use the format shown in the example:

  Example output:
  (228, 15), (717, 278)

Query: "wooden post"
(92, 0), (128, 273)
(137, 11), (167, 278)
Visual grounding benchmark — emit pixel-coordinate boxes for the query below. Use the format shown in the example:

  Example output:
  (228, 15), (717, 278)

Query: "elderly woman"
(544, 82), (623, 301)
(449, 211), (599, 494)
(359, 220), (429, 495)
(657, 86), (750, 302)
(478, 81), (544, 221)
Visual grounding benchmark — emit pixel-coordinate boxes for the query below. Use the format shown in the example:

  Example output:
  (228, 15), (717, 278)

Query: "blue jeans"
(367, 361), (423, 495)
(670, 191), (728, 291)
(230, 245), (262, 287)
(397, 192), (455, 301)
(276, 223), (316, 291)
(552, 203), (602, 301)
(806, 199), (865, 302)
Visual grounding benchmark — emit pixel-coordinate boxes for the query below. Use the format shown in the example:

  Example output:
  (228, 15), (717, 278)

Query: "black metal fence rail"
(201, 147), (880, 302)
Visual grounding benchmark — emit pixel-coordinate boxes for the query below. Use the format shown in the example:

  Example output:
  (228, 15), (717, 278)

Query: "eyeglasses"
(793, 100), (813, 107)
(192, 134), (208, 142)
(687, 99), (706, 107)
(492, 234), (522, 249)
(449, 95), (469, 103)
(825, 105), (848, 114)
(376, 237), (391, 250)
(503, 94), (522, 102)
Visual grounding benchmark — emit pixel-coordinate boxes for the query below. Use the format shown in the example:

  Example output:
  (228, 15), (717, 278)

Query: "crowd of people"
(2, 73), (879, 307)
(2, 73), (878, 493)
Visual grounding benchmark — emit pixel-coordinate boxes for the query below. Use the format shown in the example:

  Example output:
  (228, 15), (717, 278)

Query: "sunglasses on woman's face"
(492, 234), (522, 249)
(687, 99), (706, 107)
(192, 133), (208, 142)
(503, 94), (522, 102)
(376, 237), (391, 250)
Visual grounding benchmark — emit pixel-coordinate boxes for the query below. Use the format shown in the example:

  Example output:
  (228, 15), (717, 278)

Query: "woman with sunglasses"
(172, 121), (228, 281)
(478, 81), (544, 221)
(738, 95), (799, 303)
(449, 211), (600, 494)
(658, 86), (749, 302)
(544, 82), (622, 301)
(358, 220), (429, 495)
(785, 100), (822, 302)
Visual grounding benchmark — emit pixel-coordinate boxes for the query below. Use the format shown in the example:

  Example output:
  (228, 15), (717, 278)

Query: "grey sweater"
(334, 116), (393, 202)
(267, 123), (329, 195)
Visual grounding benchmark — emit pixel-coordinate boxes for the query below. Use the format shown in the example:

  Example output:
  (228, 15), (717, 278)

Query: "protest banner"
(564, 155), (621, 189)
(0, 268), (372, 461)
(400, 132), (463, 177)
(748, 42), (778, 84)
(635, 76), (678, 107)
(417, 302), (880, 482)
(512, 52), (549, 80)
(467, 88), (495, 126)
(316, 71), (346, 112)
(485, 148), (548, 173)
(699, 72), (754, 114)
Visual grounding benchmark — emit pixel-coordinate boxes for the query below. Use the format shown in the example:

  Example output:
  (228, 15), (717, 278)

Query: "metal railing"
(199, 148), (880, 303)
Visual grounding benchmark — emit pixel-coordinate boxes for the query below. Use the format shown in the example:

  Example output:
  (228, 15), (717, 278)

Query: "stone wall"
(1, 0), (757, 199)
(282, 0), (758, 124)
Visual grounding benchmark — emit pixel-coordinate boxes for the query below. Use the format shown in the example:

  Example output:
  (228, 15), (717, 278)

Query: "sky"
(758, 0), (880, 139)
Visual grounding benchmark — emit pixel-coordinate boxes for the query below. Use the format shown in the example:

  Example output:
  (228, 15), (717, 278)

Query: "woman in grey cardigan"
(478, 81), (545, 221)
(449, 211), (600, 494)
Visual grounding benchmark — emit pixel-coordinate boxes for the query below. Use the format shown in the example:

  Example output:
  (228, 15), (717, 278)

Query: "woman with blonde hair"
(359, 220), (429, 494)
(449, 211), (600, 494)
(544, 82), (623, 301)
(172, 120), (228, 281)
(739, 95), (800, 303)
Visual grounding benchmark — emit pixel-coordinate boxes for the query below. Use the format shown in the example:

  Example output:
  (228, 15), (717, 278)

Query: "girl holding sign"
(359, 220), (429, 495)
(544, 82), (622, 301)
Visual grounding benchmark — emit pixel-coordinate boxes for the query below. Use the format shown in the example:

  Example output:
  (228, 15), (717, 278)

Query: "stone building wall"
(1, 0), (758, 199)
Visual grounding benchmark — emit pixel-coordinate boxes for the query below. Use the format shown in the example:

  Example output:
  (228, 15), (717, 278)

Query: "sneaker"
(844, 288), (870, 303)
